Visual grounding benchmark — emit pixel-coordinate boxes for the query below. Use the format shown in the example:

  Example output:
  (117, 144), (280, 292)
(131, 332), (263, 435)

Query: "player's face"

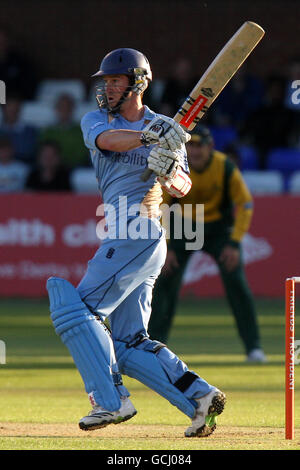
(103, 75), (130, 108)
(186, 141), (213, 171)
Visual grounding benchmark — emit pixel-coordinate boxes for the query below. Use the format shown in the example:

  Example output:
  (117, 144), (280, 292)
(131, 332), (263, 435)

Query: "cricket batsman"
(46, 48), (225, 437)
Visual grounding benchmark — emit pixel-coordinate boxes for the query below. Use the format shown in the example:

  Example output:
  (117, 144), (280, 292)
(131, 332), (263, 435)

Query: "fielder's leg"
(204, 234), (264, 359)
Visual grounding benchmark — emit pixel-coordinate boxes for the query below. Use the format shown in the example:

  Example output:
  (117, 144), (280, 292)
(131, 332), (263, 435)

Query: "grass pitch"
(0, 296), (299, 450)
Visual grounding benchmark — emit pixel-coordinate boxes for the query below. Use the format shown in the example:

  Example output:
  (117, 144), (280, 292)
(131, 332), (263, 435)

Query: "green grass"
(0, 297), (299, 450)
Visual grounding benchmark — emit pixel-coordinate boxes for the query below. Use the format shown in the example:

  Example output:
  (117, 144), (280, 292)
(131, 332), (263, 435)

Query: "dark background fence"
(1, 0), (298, 83)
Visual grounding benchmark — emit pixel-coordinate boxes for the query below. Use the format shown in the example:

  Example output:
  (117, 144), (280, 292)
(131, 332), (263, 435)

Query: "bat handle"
(140, 168), (153, 182)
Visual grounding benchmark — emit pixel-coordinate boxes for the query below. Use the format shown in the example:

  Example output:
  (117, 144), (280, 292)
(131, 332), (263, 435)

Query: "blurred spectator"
(0, 25), (38, 100)
(0, 93), (38, 163)
(211, 68), (265, 129)
(0, 136), (28, 192)
(26, 141), (71, 191)
(239, 76), (297, 169)
(159, 58), (198, 116)
(39, 93), (89, 168)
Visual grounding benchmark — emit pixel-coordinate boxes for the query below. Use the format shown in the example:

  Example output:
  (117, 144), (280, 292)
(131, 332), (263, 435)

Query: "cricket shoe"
(185, 388), (226, 438)
(79, 397), (137, 431)
(246, 348), (267, 363)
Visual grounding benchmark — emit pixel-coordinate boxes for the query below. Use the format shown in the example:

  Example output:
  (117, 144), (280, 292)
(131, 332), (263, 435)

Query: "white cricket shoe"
(79, 397), (137, 431)
(185, 388), (226, 438)
(246, 348), (267, 363)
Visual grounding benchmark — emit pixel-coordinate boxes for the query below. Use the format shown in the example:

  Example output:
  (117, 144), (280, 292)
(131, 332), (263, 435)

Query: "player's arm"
(229, 167), (254, 245)
(97, 115), (191, 152)
(96, 130), (143, 152)
(81, 113), (142, 152)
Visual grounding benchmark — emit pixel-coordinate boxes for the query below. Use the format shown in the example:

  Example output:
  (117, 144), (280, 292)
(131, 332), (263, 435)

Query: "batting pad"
(115, 338), (213, 418)
(47, 276), (127, 411)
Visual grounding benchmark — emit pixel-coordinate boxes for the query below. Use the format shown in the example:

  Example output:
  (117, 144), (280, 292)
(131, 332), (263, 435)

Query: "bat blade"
(175, 21), (265, 130)
(141, 21), (265, 182)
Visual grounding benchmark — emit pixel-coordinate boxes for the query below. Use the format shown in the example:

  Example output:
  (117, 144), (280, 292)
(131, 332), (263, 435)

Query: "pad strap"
(113, 372), (123, 386)
(174, 371), (199, 392)
(126, 334), (166, 353)
(126, 334), (148, 349)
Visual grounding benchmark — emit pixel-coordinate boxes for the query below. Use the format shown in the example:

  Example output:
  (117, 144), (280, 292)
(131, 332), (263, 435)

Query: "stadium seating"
(289, 171), (300, 193)
(20, 102), (56, 127)
(210, 126), (238, 151)
(266, 148), (300, 191)
(36, 79), (86, 104)
(266, 148), (300, 174)
(242, 170), (284, 194)
(70, 167), (99, 193)
(238, 146), (259, 170)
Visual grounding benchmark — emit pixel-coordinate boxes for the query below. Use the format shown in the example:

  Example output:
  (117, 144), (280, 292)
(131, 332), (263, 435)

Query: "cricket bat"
(141, 21), (265, 182)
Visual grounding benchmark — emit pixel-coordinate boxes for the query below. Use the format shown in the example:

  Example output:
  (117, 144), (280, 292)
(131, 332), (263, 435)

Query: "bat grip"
(140, 167), (153, 182)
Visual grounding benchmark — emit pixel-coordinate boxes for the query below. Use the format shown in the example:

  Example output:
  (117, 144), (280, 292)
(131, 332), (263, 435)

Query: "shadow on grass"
(3, 359), (284, 370)
(4, 362), (76, 370)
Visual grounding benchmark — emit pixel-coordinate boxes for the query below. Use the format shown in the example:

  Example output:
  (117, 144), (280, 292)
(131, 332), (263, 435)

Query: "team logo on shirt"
(111, 151), (148, 167)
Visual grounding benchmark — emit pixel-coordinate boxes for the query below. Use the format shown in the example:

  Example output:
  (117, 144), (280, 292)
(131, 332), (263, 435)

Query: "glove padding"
(158, 167), (192, 198)
(141, 115), (191, 151)
(147, 146), (181, 178)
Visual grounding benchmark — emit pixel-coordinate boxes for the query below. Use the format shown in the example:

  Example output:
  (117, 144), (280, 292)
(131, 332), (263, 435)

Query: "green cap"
(189, 124), (213, 145)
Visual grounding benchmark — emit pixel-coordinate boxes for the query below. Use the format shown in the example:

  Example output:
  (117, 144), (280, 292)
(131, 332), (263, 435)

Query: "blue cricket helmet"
(92, 48), (152, 113)
(92, 48), (152, 81)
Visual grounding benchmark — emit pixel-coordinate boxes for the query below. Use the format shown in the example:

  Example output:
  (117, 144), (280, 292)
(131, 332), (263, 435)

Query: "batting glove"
(147, 146), (181, 178)
(140, 115), (191, 151)
(158, 168), (192, 198)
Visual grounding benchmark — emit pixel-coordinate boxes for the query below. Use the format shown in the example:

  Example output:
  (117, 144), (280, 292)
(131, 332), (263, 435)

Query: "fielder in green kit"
(148, 125), (266, 363)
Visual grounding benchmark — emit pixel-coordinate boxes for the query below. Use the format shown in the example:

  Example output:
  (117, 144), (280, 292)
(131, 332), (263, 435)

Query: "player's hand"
(162, 250), (179, 276)
(219, 245), (240, 272)
(148, 146), (180, 178)
(141, 115), (191, 151)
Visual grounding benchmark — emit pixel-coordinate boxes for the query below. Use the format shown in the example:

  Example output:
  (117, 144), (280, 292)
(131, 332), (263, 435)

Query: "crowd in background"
(0, 26), (299, 193)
